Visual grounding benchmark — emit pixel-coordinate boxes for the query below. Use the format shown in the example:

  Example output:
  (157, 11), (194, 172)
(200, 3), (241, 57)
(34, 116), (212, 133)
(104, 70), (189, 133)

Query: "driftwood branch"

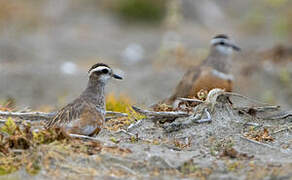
(223, 92), (273, 106)
(132, 106), (189, 118)
(105, 111), (128, 117)
(196, 108), (212, 123)
(116, 129), (136, 137)
(178, 91), (277, 110)
(69, 133), (101, 141)
(105, 112), (129, 122)
(0, 110), (128, 121)
(234, 105), (280, 112)
(178, 98), (204, 103)
(163, 108), (211, 132)
(0, 119), (33, 124)
(127, 120), (143, 131)
(0, 111), (55, 120)
(244, 122), (261, 127)
(263, 110), (292, 120)
(271, 125), (292, 135)
(69, 134), (115, 146)
(240, 136), (276, 149)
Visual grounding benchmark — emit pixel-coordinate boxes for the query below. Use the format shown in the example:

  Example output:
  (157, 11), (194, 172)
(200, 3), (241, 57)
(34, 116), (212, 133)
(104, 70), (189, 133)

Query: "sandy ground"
(1, 96), (292, 179)
(0, 1), (292, 179)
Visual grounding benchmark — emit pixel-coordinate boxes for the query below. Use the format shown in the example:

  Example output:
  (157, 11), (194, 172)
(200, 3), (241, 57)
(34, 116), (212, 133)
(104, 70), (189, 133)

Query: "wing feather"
(45, 98), (88, 129)
(167, 66), (202, 102)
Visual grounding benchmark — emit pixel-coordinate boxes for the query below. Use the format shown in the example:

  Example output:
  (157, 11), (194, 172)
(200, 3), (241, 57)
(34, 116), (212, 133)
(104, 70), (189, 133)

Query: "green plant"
(115, 0), (167, 22)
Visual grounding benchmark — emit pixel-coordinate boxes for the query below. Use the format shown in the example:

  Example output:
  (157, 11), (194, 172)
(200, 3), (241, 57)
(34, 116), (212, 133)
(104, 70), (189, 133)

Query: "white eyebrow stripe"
(88, 66), (111, 76)
(210, 38), (229, 45)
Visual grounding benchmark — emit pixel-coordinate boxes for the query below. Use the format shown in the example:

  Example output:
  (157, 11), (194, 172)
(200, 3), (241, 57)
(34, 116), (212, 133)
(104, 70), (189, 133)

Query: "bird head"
(88, 63), (123, 84)
(210, 34), (240, 55)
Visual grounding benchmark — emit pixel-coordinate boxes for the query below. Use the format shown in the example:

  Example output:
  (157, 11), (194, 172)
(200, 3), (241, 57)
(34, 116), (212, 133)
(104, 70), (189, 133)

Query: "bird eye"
(101, 69), (109, 74)
(219, 41), (225, 45)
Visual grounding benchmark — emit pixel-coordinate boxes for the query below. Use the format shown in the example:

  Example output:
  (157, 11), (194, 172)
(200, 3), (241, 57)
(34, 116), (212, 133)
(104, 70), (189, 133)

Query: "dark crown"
(213, 34), (229, 40)
(88, 63), (110, 73)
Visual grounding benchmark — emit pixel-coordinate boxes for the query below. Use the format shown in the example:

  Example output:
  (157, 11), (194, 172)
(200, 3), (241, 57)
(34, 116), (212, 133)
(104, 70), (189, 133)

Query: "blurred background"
(0, 0), (292, 111)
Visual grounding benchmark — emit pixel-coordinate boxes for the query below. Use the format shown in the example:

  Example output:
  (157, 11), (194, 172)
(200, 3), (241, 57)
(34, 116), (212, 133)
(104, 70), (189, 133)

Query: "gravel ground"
(1, 97), (292, 179)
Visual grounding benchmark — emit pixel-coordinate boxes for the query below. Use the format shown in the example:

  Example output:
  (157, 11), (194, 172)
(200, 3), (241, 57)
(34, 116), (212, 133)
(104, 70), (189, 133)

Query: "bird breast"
(65, 119), (100, 136)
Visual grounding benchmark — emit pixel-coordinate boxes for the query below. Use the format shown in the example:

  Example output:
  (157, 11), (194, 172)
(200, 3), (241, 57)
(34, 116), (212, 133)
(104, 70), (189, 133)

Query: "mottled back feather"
(167, 66), (201, 103)
(45, 97), (104, 136)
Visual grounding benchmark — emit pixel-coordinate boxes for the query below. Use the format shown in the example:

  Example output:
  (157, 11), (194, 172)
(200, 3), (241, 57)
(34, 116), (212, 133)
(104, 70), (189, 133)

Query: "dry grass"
(244, 128), (274, 142)
(105, 93), (145, 131)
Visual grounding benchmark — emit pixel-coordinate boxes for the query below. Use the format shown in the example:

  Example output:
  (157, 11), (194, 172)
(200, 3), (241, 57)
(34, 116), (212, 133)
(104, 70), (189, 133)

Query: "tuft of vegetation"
(209, 137), (235, 156)
(244, 128), (274, 142)
(106, 93), (145, 120)
(0, 117), (17, 135)
(173, 138), (191, 149)
(178, 160), (212, 178)
(114, 0), (167, 23)
(262, 0), (288, 8)
(178, 160), (198, 174)
(106, 93), (132, 113)
(0, 97), (16, 112)
(226, 161), (243, 172)
(0, 118), (69, 175)
(0, 117), (110, 176)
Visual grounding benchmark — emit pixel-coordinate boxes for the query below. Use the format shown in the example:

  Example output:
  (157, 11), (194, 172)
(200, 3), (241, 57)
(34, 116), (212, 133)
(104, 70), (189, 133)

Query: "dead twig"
(0, 110), (128, 121)
(117, 129), (136, 137)
(0, 119), (26, 124)
(132, 106), (189, 118)
(240, 136), (276, 149)
(263, 111), (292, 120)
(105, 111), (128, 117)
(69, 134), (101, 141)
(127, 120), (143, 131)
(234, 105), (280, 112)
(105, 117), (113, 122)
(223, 92), (273, 106)
(244, 122), (261, 127)
(0, 111), (55, 120)
(271, 125), (292, 135)
(178, 98), (204, 103)
(69, 133), (115, 145)
(163, 109), (211, 132)
(195, 108), (212, 123)
(11, 149), (25, 153)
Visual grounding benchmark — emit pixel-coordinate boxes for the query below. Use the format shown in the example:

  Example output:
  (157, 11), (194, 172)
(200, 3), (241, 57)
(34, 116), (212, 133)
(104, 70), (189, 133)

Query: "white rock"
(122, 43), (144, 63)
(60, 61), (77, 75)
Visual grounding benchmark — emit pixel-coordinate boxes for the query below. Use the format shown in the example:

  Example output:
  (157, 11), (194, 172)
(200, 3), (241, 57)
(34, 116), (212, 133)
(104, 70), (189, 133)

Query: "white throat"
(216, 45), (233, 55)
(211, 69), (234, 81)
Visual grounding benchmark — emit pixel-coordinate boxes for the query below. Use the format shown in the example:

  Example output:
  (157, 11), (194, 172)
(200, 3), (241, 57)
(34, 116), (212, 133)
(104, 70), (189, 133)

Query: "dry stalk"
(131, 106), (189, 118)
(234, 106), (280, 112)
(0, 111), (55, 120)
(178, 98), (204, 103)
(264, 111), (292, 120)
(240, 136), (276, 149)
(271, 125), (292, 135)
(0, 110), (128, 122)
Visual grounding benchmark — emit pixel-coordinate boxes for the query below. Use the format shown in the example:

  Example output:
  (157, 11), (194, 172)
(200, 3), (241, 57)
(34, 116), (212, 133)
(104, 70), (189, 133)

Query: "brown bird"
(45, 63), (123, 136)
(161, 34), (240, 107)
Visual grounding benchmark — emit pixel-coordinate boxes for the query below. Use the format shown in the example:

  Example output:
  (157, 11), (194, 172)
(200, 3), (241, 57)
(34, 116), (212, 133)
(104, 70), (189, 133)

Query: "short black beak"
(231, 44), (241, 51)
(113, 73), (123, 80)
